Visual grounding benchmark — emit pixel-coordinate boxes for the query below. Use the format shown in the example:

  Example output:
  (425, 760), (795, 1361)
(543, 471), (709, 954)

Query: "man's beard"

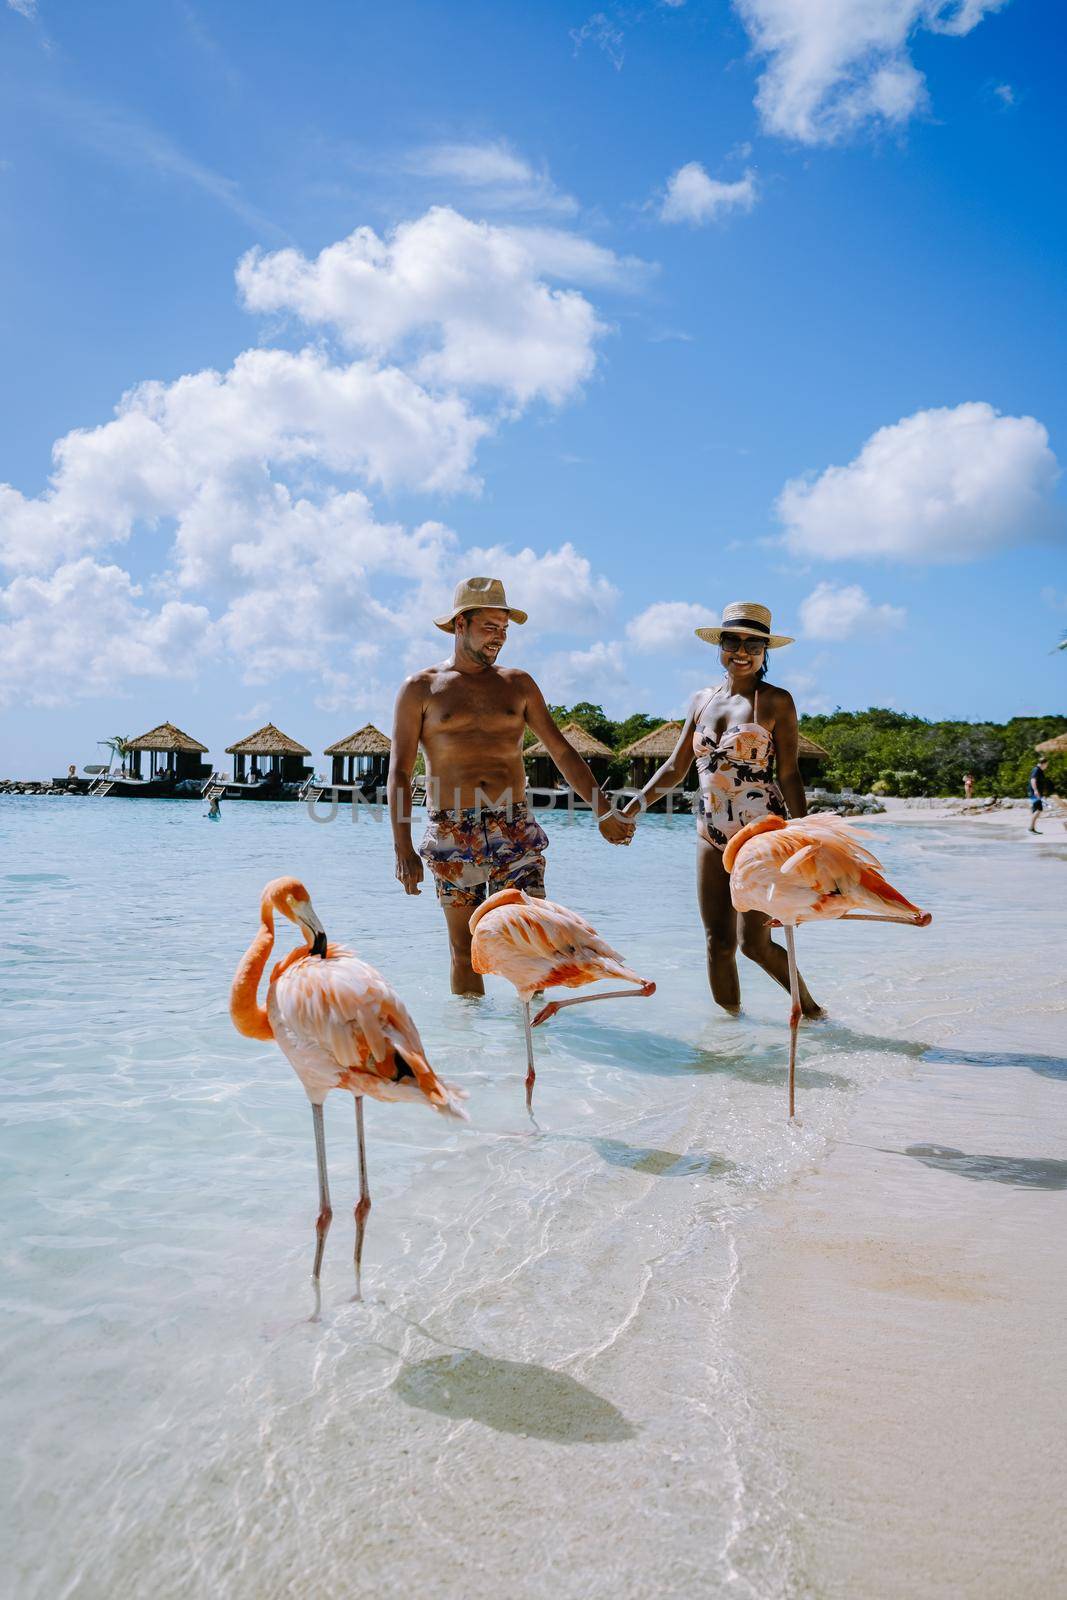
(468, 643), (500, 667)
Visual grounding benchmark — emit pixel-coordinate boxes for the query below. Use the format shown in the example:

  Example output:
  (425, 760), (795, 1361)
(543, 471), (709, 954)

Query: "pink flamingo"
(724, 815), (931, 1118)
(469, 887), (656, 1116)
(230, 876), (467, 1311)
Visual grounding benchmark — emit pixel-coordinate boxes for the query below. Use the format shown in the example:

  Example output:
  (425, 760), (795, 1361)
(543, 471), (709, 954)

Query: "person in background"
(963, 772), (975, 800)
(207, 794), (222, 821)
(1028, 757), (1050, 834)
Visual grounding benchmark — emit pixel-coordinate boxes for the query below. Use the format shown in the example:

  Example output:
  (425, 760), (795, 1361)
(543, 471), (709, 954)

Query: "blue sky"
(2, 0), (1064, 774)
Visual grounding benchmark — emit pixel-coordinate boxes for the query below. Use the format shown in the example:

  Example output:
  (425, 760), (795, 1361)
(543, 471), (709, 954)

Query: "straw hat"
(434, 576), (528, 633)
(695, 601), (794, 650)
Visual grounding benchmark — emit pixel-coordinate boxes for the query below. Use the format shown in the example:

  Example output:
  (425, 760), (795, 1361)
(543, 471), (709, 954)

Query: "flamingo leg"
(531, 981), (656, 1027)
(310, 1101), (332, 1320)
(784, 927), (801, 1121)
(353, 1096), (372, 1302)
(523, 1001), (537, 1120)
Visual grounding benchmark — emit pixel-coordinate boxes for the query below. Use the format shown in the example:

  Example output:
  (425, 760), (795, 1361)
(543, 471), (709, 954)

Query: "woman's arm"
(619, 701), (699, 821)
(771, 688), (807, 819)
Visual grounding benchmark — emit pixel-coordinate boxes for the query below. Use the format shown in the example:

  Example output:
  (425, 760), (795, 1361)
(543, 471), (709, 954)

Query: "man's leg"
(442, 897), (484, 995)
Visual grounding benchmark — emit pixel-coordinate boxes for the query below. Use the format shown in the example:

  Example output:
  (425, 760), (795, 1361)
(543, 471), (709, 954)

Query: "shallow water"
(1, 797), (1062, 1597)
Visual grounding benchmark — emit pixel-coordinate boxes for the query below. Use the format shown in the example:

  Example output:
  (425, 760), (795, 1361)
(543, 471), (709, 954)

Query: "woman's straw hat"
(695, 601), (794, 650)
(434, 576), (529, 633)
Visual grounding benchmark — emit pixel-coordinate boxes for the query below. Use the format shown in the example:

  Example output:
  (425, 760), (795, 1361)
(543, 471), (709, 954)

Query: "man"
(1028, 756), (1050, 833)
(389, 575), (634, 995)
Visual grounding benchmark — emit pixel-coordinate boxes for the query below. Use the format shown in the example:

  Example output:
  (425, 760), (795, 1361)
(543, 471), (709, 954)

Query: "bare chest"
(422, 673), (526, 739)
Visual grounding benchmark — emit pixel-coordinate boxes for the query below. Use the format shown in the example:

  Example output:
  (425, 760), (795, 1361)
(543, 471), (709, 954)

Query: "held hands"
(395, 848), (424, 895)
(598, 810), (635, 846)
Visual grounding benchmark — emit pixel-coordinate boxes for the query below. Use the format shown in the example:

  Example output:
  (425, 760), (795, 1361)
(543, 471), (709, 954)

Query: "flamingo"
(230, 876), (467, 1312)
(724, 815), (931, 1119)
(469, 888), (656, 1117)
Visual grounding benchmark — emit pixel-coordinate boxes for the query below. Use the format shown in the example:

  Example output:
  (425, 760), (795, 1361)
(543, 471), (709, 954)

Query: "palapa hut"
(324, 724), (391, 788)
(126, 722), (210, 783)
(524, 721), (615, 791)
(1035, 733), (1067, 755)
(226, 723), (312, 786)
(796, 732), (832, 785)
(619, 722), (692, 791)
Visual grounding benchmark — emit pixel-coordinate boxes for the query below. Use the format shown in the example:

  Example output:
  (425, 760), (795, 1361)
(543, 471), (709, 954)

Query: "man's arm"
(619, 702), (698, 821)
(388, 676), (426, 895)
(521, 676), (634, 844)
(772, 689), (807, 819)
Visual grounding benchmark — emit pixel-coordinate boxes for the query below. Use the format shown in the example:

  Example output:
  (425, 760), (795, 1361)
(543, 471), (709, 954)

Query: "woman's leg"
(696, 834), (742, 1013)
(738, 910), (824, 1019)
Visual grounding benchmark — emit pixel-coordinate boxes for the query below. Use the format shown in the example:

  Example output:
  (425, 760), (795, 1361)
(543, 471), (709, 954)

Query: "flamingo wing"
(269, 950), (467, 1117)
(730, 815), (928, 924)
(471, 890), (644, 998)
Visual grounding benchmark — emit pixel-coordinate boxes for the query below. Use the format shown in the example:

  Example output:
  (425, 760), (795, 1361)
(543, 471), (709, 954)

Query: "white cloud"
(626, 601), (718, 651)
(7, 0), (37, 16)
(799, 581), (905, 638)
(0, 347), (486, 575)
(733, 0), (1012, 144)
(453, 541), (619, 636)
(0, 559), (213, 708)
(236, 208), (647, 407)
(993, 82), (1015, 106)
(0, 206), (632, 707)
(570, 13), (626, 70)
(777, 402), (1063, 562)
(660, 163), (758, 225)
(405, 141), (578, 216)
(541, 639), (629, 702)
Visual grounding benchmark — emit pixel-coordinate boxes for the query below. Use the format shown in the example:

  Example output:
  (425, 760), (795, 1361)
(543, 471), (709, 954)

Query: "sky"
(1, 0), (1065, 775)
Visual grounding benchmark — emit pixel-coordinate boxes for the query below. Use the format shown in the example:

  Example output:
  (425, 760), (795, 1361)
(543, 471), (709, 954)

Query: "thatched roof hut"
(126, 721), (210, 780)
(619, 722), (688, 790)
(226, 723), (311, 784)
(524, 720), (615, 790)
(619, 722), (684, 762)
(324, 724), (391, 786)
(1035, 732), (1067, 755)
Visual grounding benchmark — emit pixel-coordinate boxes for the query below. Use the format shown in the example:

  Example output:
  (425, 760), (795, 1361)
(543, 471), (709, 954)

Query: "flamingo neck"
(230, 905), (276, 1040)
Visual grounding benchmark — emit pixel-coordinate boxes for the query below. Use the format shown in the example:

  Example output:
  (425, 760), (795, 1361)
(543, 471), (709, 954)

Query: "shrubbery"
(539, 702), (1067, 799)
(798, 709), (1067, 798)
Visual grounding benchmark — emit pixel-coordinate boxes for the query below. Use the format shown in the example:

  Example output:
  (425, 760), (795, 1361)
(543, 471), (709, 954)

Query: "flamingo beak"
(296, 902), (328, 957)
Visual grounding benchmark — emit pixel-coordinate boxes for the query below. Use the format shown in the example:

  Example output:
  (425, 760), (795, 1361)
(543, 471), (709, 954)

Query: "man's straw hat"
(695, 601), (794, 650)
(434, 576), (528, 633)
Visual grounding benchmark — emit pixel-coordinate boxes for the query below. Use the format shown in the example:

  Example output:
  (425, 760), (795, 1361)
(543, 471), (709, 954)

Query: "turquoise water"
(1, 797), (1062, 1597)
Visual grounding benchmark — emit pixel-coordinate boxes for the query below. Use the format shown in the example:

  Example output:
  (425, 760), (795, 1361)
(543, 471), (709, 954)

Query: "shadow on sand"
(392, 1349), (637, 1442)
(921, 1047), (1067, 1082)
(544, 1017), (854, 1093)
(900, 1144), (1067, 1191)
(551, 1132), (736, 1179)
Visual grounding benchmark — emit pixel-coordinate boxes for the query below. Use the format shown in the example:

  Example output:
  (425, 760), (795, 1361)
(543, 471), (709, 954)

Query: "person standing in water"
(389, 576), (635, 996)
(621, 602), (822, 1018)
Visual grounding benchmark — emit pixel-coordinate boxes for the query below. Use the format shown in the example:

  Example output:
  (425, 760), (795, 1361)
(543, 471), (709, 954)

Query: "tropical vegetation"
(541, 702), (1067, 798)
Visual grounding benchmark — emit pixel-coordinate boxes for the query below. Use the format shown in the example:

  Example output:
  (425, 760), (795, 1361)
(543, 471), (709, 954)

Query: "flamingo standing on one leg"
(724, 815), (931, 1120)
(230, 876), (467, 1313)
(469, 888), (656, 1117)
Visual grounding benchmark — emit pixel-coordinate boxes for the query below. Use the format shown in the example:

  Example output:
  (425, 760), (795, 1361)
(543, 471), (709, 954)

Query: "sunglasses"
(719, 632), (767, 653)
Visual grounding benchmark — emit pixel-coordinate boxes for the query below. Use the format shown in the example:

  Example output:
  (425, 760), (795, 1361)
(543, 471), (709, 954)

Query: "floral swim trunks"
(419, 802), (549, 910)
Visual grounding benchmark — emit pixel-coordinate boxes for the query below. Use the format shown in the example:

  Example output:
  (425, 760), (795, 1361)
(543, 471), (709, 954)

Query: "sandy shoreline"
(861, 795), (1066, 830)
(731, 1047), (1067, 1599)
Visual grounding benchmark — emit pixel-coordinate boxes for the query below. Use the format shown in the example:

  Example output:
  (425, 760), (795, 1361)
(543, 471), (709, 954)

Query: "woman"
(623, 602), (823, 1018)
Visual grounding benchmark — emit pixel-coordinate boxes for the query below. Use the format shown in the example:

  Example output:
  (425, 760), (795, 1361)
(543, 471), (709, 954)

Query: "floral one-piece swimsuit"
(693, 685), (787, 851)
